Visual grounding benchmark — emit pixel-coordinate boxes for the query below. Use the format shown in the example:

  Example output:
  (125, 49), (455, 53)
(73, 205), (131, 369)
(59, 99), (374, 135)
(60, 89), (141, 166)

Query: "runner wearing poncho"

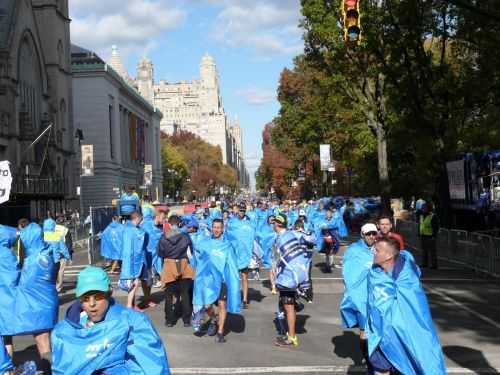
(0, 225), (19, 336)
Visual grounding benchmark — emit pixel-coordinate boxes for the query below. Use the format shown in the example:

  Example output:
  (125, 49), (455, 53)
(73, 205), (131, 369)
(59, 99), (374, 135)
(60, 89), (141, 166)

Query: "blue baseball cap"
(76, 266), (111, 297)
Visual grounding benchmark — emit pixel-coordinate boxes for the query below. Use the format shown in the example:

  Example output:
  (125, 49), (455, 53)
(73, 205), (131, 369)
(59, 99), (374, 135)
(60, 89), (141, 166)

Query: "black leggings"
(164, 279), (192, 324)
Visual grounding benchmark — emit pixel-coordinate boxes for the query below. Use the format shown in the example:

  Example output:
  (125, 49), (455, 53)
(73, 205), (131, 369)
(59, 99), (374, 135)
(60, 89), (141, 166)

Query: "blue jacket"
(43, 219), (70, 263)
(340, 239), (373, 329)
(226, 218), (256, 270)
(366, 253), (447, 374)
(141, 219), (164, 274)
(274, 230), (310, 290)
(6, 223), (58, 336)
(0, 336), (13, 374)
(120, 223), (146, 280)
(51, 299), (170, 375)
(192, 237), (241, 314)
(0, 225), (19, 336)
(100, 221), (124, 261)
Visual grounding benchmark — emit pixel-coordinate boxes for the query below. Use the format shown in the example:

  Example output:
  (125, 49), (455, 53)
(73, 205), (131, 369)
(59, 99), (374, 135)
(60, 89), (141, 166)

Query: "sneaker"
(165, 321), (175, 327)
(206, 320), (218, 336)
(153, 280), (162, 288)
(274, 334), (299, 347)
(216, 333), (226, 343)
(271, 287), (278, 295)
(183, 322), (191, 328)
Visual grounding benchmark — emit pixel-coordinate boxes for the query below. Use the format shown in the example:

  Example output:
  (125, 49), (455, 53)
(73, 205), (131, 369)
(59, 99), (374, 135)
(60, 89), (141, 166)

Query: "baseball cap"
(239, 203), (247, 212)
(361, 223), (378, 235)
(76, 266), (111, 297)
(274, 214), (288, 227)
(186, 220), (199, 229)
(299, 209), (306, 216)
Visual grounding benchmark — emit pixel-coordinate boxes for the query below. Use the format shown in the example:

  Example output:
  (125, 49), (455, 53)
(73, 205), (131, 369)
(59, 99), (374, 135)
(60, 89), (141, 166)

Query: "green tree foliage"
(265, 0), (500, 214)
(161, 131), (239, 200)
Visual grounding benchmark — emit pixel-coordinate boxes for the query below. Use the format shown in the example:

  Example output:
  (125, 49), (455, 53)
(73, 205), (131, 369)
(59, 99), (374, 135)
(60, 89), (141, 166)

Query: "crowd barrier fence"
(395, 220), (500, 278)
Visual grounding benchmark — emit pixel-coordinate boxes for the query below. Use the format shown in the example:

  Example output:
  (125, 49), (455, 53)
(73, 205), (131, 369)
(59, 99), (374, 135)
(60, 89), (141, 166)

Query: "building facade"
(134, 53), (248, 186)
(72, 45), (163, 214)
(0, 0), (76, 224)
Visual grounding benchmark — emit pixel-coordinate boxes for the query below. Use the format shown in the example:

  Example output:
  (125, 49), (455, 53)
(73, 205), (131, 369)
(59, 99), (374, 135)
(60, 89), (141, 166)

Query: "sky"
(69, 0), (304, 190)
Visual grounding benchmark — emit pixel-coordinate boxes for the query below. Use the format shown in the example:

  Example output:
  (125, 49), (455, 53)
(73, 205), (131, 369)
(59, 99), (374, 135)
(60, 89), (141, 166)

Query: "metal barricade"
(396, 219), (500, 278)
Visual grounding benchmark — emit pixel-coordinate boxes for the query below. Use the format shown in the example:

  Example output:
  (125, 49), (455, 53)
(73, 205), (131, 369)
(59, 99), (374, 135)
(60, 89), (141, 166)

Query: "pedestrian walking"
(419, 203), (439, 269)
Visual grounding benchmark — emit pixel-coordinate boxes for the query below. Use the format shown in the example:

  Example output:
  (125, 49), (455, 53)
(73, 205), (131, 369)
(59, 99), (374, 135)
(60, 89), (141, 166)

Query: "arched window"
(57, 40), (64, 68)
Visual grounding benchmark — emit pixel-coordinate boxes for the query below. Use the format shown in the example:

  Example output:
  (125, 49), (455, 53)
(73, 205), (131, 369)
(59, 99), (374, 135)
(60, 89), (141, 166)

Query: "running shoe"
(216, 333), (226, 343)
(271, 287), (278, 295)
(274, 334), (299, 347)
(206, 320), (218, 336)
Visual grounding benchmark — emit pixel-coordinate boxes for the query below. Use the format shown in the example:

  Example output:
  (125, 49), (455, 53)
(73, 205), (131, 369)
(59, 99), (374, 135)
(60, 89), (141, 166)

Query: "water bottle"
(13, 361), (37, 375)
(275, 310), (287, 336)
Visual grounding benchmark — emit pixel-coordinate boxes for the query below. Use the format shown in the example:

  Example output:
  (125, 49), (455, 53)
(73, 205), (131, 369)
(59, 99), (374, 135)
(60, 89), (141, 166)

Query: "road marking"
(170, 366), (500, 374)
(425, 285), (500, 330)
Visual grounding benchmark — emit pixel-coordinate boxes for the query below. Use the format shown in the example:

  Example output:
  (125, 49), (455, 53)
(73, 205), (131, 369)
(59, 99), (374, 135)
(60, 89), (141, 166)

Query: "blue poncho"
(192, 238), (241, 314)
(332, 210), (348, 237)
(6, 223), (58, 336)
(51, 299), (170, 375)
(100, 221), (124, 261)
(313, 217), (339, 252)
(120, 223), (146, 280)
(340, 239), (373, 328)
(366, 253), (447, 374)
(0, 336), (13, 374)
(274, 230), (310, 290)
(43, 219), (70, 263)
(226, 218), (256, 270)
(255, 223), (276, 268)
(141, 219), (163, 274)
(0, 225), (19, 335)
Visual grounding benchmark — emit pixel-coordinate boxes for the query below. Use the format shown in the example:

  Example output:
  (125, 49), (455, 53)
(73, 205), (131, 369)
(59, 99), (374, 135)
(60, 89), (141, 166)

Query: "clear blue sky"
(70, 0), (303, 189)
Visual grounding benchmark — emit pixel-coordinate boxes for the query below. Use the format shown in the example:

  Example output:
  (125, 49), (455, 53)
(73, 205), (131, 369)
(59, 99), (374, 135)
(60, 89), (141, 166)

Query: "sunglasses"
(80, 291), (108, 304)
(363, 231), (378, 237)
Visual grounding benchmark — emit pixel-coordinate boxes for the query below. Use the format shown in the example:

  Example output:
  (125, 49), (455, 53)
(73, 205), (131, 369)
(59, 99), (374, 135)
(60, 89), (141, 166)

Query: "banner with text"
(81, 145), (94, 176)
(0, 161), (13, 204)
(320, 144), (331, 171)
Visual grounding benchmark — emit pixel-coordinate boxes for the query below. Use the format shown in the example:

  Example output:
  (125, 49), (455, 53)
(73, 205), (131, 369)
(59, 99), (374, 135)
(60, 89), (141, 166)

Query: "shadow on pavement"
(443, 345), (499, 374)
(296, 314), (310, 334)
(331, 331), (363, 365)
(225, 313), (245, 334)
(248, 287), (266, 303)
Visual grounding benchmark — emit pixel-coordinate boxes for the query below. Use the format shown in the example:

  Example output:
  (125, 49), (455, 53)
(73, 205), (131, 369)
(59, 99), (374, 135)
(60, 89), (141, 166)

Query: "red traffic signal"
(342, 0), (361, 44)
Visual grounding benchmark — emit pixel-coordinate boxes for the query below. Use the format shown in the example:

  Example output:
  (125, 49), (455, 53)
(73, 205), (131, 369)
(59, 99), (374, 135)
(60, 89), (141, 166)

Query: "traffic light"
(342, 0), (361, 45)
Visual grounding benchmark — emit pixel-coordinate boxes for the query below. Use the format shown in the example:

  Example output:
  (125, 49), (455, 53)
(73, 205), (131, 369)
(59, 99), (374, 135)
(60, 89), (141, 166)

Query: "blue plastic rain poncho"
(0, 225), (19, 335)
(141, 219), (163, 275)
(51, 299), (170, 375)
(43, 219), (70, 263)
(192, 237), (241, 314)
(0, 336), (13, 374)
(274, 230), (310, 290)
(255, 223), (276, 268)
(119, 193), (140, 216)
(366, 253), (447, 375)
(5, 223), (58, 336)
(332, 210), (348, 238)
(100, 220), (124, 261)
(119, 222), (146, 280)
(340, 239), (373, 328)
(226, 218), (256, 270)
(255, 208), (268, 231)
(313, 216), (339, 252)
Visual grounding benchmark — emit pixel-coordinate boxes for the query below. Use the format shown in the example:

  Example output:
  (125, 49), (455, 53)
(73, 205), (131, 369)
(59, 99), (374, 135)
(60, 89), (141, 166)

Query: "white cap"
(361, 223), (378, 234)
(299, 209), (306, 216)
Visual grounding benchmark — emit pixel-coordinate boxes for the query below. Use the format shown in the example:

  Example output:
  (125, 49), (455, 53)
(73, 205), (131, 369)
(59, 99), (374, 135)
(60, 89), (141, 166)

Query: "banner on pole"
(320, 144), (331, 171)
(81, 145), (94, 176)
(144, 164), (153, 186)
(0, 161), (13, 204)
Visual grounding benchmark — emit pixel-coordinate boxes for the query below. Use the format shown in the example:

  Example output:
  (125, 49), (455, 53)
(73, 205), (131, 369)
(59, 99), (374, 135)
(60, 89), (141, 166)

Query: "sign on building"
(0, 161), (13, 204)
(144, 164), (153, 186)
(320, 144), (331, 171)
(81, 145), (94, 176)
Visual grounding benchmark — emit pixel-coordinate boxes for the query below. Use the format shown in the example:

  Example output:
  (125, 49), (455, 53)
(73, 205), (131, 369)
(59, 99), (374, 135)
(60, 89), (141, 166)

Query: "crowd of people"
(0, 195), (447, 374)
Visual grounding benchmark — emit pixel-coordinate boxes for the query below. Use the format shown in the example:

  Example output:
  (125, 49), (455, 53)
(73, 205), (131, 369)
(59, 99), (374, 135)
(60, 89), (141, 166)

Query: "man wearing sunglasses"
(51, 266), (170, 374)
(340, 222), (377, 368)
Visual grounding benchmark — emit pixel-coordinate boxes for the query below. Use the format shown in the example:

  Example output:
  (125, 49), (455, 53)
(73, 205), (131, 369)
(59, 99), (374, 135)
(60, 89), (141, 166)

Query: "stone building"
(0, 0), (76, 224)
(135, 52), (248, 186)
(72, 45), (163, 214)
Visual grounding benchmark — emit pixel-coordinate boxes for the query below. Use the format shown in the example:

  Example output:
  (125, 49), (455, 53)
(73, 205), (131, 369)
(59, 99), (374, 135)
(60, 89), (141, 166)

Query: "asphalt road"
(11, 239), (500, 374)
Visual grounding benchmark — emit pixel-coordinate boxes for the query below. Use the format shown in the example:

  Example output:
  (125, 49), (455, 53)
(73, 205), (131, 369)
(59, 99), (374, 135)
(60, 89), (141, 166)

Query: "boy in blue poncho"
(192, 219), (241, 343)
(100, 215), (124, 274)
(51, 266), (170, 375)
(339, 222), (377, 366)
(366, 237), (446, 375)
(43, 218), (71, 292)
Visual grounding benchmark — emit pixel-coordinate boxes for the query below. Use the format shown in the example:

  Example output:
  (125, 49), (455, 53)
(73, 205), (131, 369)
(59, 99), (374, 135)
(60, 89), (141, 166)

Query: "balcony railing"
(13, 176), (68, 196)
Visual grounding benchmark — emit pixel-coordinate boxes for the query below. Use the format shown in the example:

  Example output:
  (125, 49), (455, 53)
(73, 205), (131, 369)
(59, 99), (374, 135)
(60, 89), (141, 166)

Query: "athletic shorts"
(369, 347), (394, 372)
(218, 283), (228, 302)
(239, 267), (249, 273)
(278, 287), (296, 305)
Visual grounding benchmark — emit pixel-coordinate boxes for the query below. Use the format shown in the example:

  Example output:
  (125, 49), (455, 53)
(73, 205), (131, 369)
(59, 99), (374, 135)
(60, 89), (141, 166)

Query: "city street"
(12, 241), (500, 375)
